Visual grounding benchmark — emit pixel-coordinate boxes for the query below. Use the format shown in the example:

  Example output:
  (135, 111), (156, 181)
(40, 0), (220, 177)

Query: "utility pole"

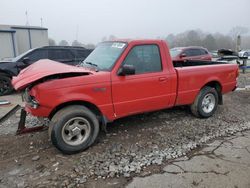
(236, 35), (241, 52)
(25, 11), (29, 26)
(40, 18), (43, 27)
(76, 25), (79, 41)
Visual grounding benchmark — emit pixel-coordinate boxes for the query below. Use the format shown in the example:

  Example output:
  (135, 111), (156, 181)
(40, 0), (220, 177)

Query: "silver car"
(238, 50), (250, 59)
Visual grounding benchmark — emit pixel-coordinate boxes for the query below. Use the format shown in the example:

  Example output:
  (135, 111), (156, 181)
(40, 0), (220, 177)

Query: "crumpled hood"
(12, 59), (95, 90)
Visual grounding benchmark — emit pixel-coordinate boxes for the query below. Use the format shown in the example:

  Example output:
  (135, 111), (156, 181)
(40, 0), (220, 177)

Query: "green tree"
(202, 34), (217, 50)
(85, 44), (95, 49)
(165, 34), (175, 48)
(58, 40), (69, 46)
(48, 38), (56, 46)
(214, 34), (233, 50)
(229, 26), (249, 39)
(186, 30), (201, 46)
(72, 40), (82, 46)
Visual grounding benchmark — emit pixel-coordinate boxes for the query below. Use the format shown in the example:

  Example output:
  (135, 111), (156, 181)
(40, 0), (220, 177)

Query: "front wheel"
(190, 86), (219, 118)
(49, 105), (99, 154)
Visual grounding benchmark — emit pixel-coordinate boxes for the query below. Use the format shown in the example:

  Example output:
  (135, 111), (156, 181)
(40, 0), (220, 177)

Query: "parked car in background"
(216, 49), (240, 64)
(0, 46), (93, 95)
(210, 50), (219, 58)
(238, 50), (250, 59)
(170, 46), (212, 61)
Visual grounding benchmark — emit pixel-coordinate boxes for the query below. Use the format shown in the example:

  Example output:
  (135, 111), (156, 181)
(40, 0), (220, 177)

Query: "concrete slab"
(0, 93), (23, 119)
(127, 131), (250, 188)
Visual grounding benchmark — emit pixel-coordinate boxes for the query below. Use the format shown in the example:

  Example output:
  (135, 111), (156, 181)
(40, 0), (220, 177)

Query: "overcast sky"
(1, 0), (250, 44)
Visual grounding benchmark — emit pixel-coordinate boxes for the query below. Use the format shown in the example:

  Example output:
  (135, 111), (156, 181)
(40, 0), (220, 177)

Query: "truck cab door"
(111, 43), (173, 118)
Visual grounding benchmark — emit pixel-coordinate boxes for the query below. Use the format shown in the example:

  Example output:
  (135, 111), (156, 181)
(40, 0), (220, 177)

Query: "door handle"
(159, 77), (167, 82)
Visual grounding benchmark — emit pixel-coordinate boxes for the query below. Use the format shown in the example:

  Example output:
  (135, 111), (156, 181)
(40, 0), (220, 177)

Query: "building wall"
(30, 29), (48, 49)
(14, 28), (30, 54)
(0, 25), (48, 60)
(0, 25), (10, 30)
(0, 32), (15, 59)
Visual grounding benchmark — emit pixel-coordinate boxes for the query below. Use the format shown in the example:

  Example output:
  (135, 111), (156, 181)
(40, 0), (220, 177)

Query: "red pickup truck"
(12, 39), (238, 154)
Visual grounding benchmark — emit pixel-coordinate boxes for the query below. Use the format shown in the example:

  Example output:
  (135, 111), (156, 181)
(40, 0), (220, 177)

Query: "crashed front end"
(23, 88), (39, 109)
(21, 86), (52, 118)
(12, 59), (94, 134)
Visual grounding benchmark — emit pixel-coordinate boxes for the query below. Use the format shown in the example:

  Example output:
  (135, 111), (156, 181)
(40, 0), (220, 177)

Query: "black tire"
(0, 73), (13, 96)
(49, 105), (99, 154)
(190, 86), (219, 118)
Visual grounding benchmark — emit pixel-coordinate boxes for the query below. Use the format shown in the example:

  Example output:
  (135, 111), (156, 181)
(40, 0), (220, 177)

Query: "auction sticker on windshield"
(111, 42), (126, 49)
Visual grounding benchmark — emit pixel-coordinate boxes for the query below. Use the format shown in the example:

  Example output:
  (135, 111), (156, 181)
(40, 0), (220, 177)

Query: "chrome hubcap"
(201, 93), (215, 113)
(61, 117), (91, 146)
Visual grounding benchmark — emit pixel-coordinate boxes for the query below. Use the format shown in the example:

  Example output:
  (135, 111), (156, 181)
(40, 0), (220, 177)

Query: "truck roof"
(106, 39), (166, 44)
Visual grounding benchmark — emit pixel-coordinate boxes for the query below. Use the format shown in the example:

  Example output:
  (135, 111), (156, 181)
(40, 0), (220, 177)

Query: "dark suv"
(170, 46), (212, 61)
(0, 46), (93, 95)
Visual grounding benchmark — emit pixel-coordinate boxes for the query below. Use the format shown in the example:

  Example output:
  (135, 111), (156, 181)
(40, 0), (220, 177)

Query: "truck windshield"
(80, 42), (127, 71)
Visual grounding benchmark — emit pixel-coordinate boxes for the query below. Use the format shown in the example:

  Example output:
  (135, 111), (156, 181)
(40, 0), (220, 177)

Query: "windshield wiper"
(85, 62), (98, 67)
(83, 61), (99, 71)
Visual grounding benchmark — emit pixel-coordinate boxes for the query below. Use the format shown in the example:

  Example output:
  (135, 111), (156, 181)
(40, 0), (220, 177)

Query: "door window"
(191, 49), (201, 56)
(26, 49), (48, 62)
(199, 49), (208, 55)
(49, 49), (74, 61)
(75, 50), (87, 58)
(185, 49), (202, 57)
(122, 45), (162, 74)
(184, 49), (193, 57)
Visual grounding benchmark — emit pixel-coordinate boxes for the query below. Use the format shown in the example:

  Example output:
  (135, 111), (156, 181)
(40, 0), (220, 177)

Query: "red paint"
(12, 40), (238, 121)
(12, 59), (95, 90)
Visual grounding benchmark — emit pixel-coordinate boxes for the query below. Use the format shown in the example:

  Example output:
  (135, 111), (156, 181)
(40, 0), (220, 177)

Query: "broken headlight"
(23, 88), (39, 109)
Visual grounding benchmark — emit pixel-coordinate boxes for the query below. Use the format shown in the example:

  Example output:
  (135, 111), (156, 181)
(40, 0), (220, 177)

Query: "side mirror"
(118, 65), (135, 76)
(22, 57), (31, 64)
(180, 53), (187, 58)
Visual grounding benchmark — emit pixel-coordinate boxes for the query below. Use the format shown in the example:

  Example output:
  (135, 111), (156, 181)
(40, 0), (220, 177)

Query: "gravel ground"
(237, 72), (250, 88)
(0, 74), (250, 188)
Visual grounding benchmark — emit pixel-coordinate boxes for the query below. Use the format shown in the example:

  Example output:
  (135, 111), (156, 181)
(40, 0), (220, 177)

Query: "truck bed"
(173, 60), (227, 67)
(173, 61), (238, 106)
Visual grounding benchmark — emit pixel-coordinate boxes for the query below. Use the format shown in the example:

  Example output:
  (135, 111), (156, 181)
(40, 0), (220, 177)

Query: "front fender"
(29, 83), (114, 120)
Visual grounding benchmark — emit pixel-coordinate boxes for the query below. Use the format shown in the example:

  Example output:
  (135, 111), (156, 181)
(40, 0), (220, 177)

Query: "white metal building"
(0, 25), (48, 60)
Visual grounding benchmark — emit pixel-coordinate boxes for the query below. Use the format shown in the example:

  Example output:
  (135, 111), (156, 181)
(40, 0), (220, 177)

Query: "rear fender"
(200, 79), (223, 105)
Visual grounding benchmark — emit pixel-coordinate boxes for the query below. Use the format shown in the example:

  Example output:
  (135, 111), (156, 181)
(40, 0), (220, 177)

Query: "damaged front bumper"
(22, 88), (51, 117)
(23, 88), (39, 109)
(14, 89), (47, 134)
(0, 105), (47, 135)
(16, 108), (47, 135)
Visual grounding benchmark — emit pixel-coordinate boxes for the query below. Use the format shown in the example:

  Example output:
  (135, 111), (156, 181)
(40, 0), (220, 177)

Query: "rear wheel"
(190, 86), (219, 118)
(0, 73), (13, 96)
(49, 105), (99, 154)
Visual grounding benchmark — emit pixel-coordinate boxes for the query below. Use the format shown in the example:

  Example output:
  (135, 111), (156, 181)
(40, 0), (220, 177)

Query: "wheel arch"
(49, 100), (103, 121)
(202, 80), (223, 105)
